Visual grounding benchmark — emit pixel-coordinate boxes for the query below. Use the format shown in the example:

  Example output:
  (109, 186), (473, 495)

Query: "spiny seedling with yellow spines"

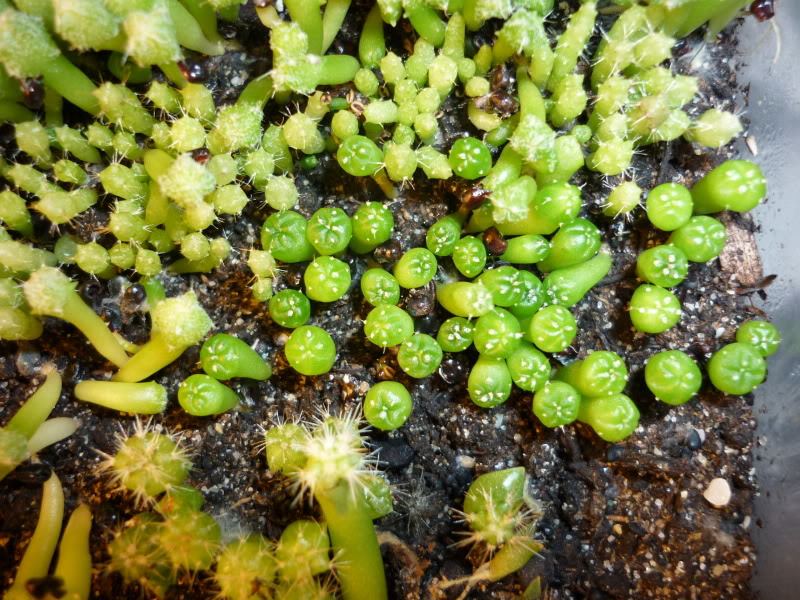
(266, 407), (388, 600)
(97, 418), (192, 507)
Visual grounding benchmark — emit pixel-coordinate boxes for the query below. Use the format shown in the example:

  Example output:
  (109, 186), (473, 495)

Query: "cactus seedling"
(22, 267), (130, 367)
(114, 291), (213, 382)
(97, 418), (192, 506)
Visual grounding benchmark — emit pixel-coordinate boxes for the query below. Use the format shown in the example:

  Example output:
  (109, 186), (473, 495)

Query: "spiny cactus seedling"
(97, 418), (192, 506)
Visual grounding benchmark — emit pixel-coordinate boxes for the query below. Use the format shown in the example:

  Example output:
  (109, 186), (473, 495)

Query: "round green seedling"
(577, 394), (640, 442)
(736, 320), (781, 357)
(304, 256), (351, 302)
(361, 268), (401, 306)
(533, 381), (581, 428)
(572, 351), (628, 397)
(476, 266), (525, 307)
(436, 282), (495, 318)
(364, 305), (414, 347)
(691, 159), (767, 214)
(473, 308), (523, 359)
(707, 342), (767, 396)
(200, 333), (272, 380)
(437, 317), (475, 353)
(364, 381), (413, 431)
(507, 342), (550, 392)
(462, 466), (527, 547)
(646, 183), (693, 231)
(468, 356), (513, 408)
(307, 207), (353, 255)
(393, 248), (438, 288)
(500, 234), (550, 264)
(398, 333), (443, 378)
(178, 374), (240, 416)
(111, 431), (192, 501)
(528, 305), (577, 353)
(337, 135), (384, 176)
(350, 202), (394, 253)
(636, 244), (689, 287)
(264, 423), (307, 474)
(448, 137), (492, 179)
(284, 326), (336, 375)
(668, 216), (727, 263)
(508, 270), (545, 320)
(644, 350), (702, 405)
(452, 235), (487, 278)
(426, 215), (462, 256)
(629, 284), (682, 334)
(269, 289), (311, 328)
(537, 218), (601, 272)
(261, 210), (315, 263)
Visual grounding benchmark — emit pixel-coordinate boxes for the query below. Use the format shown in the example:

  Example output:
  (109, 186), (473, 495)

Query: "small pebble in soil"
(687, 429), (705, 450)
(704, 478), (732, 507)
(373, 438), (415, 470)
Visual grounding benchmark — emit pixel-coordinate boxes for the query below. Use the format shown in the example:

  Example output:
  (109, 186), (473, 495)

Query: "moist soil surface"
(0, 2), (772, 599)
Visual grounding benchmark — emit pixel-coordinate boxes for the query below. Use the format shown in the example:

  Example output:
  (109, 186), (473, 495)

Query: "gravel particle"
(703, 478), (732, 507)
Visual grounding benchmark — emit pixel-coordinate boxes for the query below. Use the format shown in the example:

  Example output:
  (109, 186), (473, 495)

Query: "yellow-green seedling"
(0, 368), (72, 482)
(177, 374), (240, 416)
(200, 333), (272, 381)
(736, 320), (781, 357)
(158, 507), (221, 571)
(0, 191), (34, 238)
(6, 472), (94, 600)
(0, 240), (57, 276)
(23, 267), (130, 367)
(97, 418), (192, 506)
(707, 342), (767, 396)
(436, 282), (495, 319)
(275, 519), (332, 585)
(684, 108), (743, 148)
(107, 513), (176, 597)
(268, 409), (388, 600)
(114, 291), (213, 382)
(74, 380), (168, 414)
(441, 467), (542, 596)
(214, 534), (277, 600)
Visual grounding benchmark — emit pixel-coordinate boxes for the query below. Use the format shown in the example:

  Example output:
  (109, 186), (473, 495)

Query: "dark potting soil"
(0, 2), (774, 599)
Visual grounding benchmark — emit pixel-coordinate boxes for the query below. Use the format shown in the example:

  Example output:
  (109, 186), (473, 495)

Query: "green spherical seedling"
(426, 215), (463, 257)
(364, 381), (413, 430)
(269, 289), (312, 328)
(533, 381), (580, 428)
(668, 216), (727, 263)
(629, 284), (682, 334)
(305, 256), (352, 302)
(644, 350), (702, 405)
(261, 211), (315, 264)
(636, 245), (689, 287)
(537, 218), (601, 272)
(200, 333), (272, 381)
(577, 394), (640, 442)
(474, 308), (523, 359)
(215, 535), (277, 600)
(468, 356), (513, 408)
(507, 342), (550, 393)
(264, 423), (307, 474)
(452, 235), (487, 278)
(307, 207), (353, 255)
(500, 234), (550, 265)
(508, 270), (545, 320)
(462, 466), (527, 548)
(178, 374), (240, 416)
(691, 160), (767, 214)
(285, 326), (337, 375)
(350, 202), (394, 253)
(448, 137), (492, 179)
(436, 282), (495, 318)
(528, 305), (577, 353)
(104, 425), (191, 505)
(398, 333), (443, 378)
(265, 176), (299, 211)
(393, 248), (438, 289)
(276, 520), (331, 581)
(159, 509), (221, 571)
(108, 518), (175, 596)
(361, 268), (401, 307)
(365, 305), (414, 347)
(337, 135), (384, 176)
(476, 266), (525, 307)
(646, 183), (693, 232)
(707, 342), (767, 396)
(437, 317), (475, 353)
(736, 320), (781, 357)
(569, 351), (628, 397)
(603, 181), (642, 218)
